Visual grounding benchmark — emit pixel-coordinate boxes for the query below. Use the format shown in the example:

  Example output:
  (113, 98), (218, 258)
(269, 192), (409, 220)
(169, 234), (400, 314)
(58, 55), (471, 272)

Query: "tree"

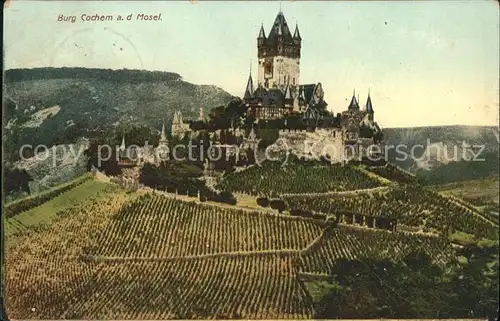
(4, 166), (33, 195)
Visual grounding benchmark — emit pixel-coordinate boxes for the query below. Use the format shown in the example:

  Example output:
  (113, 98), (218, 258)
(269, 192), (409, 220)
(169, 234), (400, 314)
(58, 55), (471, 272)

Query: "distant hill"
(3, 67), (234, 161)
(384, 125), (499, 184)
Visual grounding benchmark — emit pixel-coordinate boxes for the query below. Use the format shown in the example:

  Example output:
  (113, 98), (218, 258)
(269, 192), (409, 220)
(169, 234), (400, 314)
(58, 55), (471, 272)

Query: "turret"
(160, 119), (167, 144)
(243, 70), (254, 100)
(119, 135), (126, 151)
(293, 23), (301, 47)
(366, 90), (374, 121)
(348, 89), (360, 111)
(258, 24), (266, 47)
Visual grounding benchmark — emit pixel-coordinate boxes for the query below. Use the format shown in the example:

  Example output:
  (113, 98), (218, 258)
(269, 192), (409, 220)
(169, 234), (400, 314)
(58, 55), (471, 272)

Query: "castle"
(242, 10), (384, 161)
(117, 10), (384, 168)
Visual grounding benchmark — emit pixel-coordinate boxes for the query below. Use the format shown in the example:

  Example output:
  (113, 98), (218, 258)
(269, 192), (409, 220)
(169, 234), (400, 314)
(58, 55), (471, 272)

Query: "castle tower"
(171, 110), (190, 138)
(257, 11), (301, 91)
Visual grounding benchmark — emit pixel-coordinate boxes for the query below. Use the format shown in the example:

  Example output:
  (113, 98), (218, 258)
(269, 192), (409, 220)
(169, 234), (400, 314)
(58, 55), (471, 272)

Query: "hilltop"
(3, 67), (233, 161)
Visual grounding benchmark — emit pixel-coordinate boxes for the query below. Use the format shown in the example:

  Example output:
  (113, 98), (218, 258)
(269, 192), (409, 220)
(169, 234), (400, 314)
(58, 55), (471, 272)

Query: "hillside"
(3, 67), (233, 161)
(4, 172), (498, 319)
(384, 126), (499, 184)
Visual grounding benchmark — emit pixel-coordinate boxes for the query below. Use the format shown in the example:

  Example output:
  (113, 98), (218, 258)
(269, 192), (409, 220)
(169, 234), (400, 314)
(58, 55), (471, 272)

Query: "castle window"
(292, 78), (295, 85)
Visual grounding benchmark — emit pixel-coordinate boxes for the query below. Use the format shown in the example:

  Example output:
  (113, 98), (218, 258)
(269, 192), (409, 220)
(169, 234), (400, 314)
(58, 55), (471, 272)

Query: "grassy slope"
(431, 177), (499, 205)
(4, 179), (113, 236)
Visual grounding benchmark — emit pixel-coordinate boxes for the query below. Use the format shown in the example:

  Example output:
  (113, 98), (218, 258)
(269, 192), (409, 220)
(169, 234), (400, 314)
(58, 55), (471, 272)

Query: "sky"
(4, 0), (499, 128)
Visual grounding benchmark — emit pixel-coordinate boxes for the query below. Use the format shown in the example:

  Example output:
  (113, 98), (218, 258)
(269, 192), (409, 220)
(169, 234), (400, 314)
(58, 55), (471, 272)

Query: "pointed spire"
(366, 89), (374, 113)
(284, 83), (293, 100)
(268, 10), (293, 42)
(173, 111), (178, 124)
(348, 90), (359, 110)
(243, 67), (255, 100)
(120, 135), (126, 151)
(293, 23), (301, 40)
(160, 119), (167, 142)
(258, 24), (266, 39)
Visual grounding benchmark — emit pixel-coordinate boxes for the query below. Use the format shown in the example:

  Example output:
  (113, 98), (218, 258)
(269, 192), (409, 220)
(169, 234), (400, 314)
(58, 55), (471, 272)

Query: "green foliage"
(310, 249), (499, 319)
(384, 126), (499, 184)
(359, 124), (374, 138)
(416, 151), (499, 185)
(5, 67), (183, 83)
(207, 97), (247, 130)
(3, 165), (33, 196)
(139, 161), (203, 192)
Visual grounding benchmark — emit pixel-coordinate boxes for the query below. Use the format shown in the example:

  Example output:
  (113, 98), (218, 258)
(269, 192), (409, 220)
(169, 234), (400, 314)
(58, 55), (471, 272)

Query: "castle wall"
(258, 56), (300, 90)
(277, 128), (345, 163)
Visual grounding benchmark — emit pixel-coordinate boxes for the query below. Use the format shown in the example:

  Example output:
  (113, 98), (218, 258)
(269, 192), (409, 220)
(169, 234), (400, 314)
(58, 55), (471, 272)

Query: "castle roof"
(119, 135), (126, 151)
(298, 84), (314, 102)
(160, 120), (167, 142)
(293, 24), (301, 40)
(366, 93), (374, 113)
(284, 84), (293, 100)
(258, 24), (266, 39)
(254, 84), (267, 98)
(265, 88), (285, 106)
(348, 91), (360, 110)
(267, 12), (294, 45)
(244, 73), (255, 99)
(299, 84), (318, 106)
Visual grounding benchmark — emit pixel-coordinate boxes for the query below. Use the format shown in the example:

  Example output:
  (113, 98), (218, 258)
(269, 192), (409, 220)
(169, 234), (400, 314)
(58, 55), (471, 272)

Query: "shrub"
(256, 197), (269, 207)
